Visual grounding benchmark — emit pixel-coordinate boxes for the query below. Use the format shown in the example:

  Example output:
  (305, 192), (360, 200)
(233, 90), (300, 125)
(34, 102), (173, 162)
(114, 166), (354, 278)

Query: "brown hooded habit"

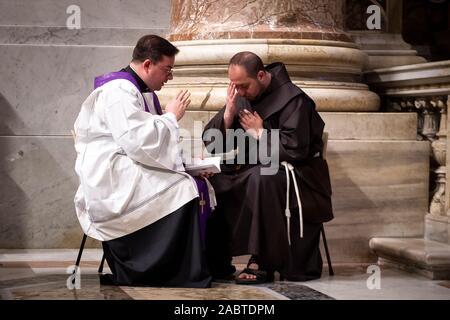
(203, 62), (333, 281)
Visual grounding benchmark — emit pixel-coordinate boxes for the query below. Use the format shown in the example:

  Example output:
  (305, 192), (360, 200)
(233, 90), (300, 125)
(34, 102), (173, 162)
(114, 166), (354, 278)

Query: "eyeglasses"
(159, 65), (173, 76)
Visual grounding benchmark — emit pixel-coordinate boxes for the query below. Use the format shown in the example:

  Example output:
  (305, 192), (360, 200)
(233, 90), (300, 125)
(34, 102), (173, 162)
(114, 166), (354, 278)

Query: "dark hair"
(229, 51), (265, 78)
(132, 35), (179, 63)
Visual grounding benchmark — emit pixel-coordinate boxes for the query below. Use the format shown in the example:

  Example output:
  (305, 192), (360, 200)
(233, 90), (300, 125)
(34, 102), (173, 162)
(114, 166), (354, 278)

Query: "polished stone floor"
(0, 249), (449, 300)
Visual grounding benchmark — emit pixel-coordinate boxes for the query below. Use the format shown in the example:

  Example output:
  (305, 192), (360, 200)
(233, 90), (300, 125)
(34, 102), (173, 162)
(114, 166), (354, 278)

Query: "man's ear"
(142, 59), (153, 72)
(257, 70), (265, 81)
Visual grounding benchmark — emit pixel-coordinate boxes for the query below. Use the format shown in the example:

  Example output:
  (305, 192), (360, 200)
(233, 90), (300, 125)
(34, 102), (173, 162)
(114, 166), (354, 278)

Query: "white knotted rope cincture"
(281, 161), (304, 246)
(282, 161), (291, 245)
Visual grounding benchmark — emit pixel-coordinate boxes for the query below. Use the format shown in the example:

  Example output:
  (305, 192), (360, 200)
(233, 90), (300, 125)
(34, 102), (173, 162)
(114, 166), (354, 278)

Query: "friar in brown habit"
(202, 51), (333, 284)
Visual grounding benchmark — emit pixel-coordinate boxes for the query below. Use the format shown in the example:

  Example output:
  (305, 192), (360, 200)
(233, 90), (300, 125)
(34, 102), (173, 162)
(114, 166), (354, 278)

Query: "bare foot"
(238, 263), (259, 280)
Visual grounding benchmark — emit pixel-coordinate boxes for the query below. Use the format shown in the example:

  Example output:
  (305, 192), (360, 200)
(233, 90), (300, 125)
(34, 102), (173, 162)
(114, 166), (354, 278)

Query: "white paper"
(184, 156), (221, 176)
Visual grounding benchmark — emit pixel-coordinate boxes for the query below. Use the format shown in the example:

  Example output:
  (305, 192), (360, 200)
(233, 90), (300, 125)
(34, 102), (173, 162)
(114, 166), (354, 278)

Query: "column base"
(159, 39), (380, 112)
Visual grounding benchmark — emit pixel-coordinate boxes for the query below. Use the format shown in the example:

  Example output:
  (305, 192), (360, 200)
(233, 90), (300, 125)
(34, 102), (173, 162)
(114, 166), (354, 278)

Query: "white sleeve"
(102, 85), (185, 172)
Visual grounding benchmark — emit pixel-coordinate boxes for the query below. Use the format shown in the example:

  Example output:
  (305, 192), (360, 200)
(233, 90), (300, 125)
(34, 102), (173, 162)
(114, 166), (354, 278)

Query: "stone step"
(369, 237), (450, 280)
(0, 249), (102, 262)
(425, 214), (450, 244)
(0, 249), (103, 268)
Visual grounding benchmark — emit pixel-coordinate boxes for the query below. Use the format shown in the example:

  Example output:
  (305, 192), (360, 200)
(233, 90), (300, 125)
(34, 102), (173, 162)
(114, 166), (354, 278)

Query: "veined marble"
(327, 140), (429, 262)
(0, 136), (83, 249)
(0, 45), (132, 135)
(169, 0), (348, 41)
(0, 256), (449, 300)
(156, 39), (380, 112)
(426, 214), (450, 244)
(0, 0), (170, 29)
(0, 26), (167, 46)
(163, 0), (380, 113)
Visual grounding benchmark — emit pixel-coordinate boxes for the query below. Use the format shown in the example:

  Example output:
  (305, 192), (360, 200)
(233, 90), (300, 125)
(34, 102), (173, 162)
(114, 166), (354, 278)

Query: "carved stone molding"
(387, 96), (444, 141)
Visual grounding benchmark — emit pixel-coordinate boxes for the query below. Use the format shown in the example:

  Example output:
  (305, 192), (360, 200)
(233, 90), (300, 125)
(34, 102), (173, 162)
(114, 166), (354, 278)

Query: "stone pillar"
(170, 0), (350, 41)
(160, 0), (379, 112)
(346, 0), (426, 70)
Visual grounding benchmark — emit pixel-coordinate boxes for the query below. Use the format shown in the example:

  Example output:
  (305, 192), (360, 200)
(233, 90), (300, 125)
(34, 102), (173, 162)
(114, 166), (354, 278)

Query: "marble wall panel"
(0, 26), (167, 46)
(320, 112), (418, 140)
(0, 136), (85, 249)
(178, 111), (211, 139)
(0, 45), (133, 135)
(0, 0), (170, 29)
(0, 0), (170, 46)
(326, 140), (429, 262)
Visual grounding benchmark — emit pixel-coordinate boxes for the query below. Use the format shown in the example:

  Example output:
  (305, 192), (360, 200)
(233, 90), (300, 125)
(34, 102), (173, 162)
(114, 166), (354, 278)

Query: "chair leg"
(72, 234), (87, 285)
(321, 225), (334, 276)
(75, 235), (106, 274)
(98, 254), (106, 273)
(75, 234), (87, 269)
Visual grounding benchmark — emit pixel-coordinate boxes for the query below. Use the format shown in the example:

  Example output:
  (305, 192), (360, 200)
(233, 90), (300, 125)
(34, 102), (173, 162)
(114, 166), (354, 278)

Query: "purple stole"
(94, 71), (211, 246)
(94, 71), (163, 114)
(193, 177), (211, 248)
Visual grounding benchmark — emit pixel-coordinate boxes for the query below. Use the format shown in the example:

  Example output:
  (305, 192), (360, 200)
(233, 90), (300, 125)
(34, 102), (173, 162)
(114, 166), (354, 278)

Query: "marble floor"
(0, 249), (449, 300)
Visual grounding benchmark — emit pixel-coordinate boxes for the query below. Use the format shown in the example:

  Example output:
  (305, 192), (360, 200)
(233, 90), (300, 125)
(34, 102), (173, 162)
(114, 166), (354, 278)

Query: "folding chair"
(71, 129), (106, 282)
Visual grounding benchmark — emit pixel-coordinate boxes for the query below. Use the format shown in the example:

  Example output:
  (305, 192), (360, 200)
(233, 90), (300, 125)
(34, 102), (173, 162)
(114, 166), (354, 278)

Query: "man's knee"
(246, 165), (284, 187)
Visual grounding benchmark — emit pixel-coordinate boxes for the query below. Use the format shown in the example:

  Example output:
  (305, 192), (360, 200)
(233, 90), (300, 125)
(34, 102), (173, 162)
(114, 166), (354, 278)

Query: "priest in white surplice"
(73, 35), (211, 287)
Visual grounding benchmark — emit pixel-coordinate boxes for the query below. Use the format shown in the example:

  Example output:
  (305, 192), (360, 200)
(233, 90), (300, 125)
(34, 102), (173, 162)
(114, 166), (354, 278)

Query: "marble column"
(170, 0), (350, 41)
(346, 0), (426, 70)
(159, 0), (379, 112)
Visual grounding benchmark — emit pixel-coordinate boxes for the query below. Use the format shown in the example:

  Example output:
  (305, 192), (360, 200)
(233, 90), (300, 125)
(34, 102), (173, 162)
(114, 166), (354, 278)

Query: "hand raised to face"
(223, 82), (239, 129)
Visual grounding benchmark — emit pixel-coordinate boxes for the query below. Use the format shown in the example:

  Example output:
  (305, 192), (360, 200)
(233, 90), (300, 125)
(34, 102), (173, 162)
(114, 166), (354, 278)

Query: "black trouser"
(204, 198), (236, 278)
(102, 199), (212, 288)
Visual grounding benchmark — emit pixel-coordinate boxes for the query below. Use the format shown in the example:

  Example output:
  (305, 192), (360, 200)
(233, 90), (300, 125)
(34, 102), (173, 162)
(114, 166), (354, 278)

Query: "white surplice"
(73, 79), (199, 241)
